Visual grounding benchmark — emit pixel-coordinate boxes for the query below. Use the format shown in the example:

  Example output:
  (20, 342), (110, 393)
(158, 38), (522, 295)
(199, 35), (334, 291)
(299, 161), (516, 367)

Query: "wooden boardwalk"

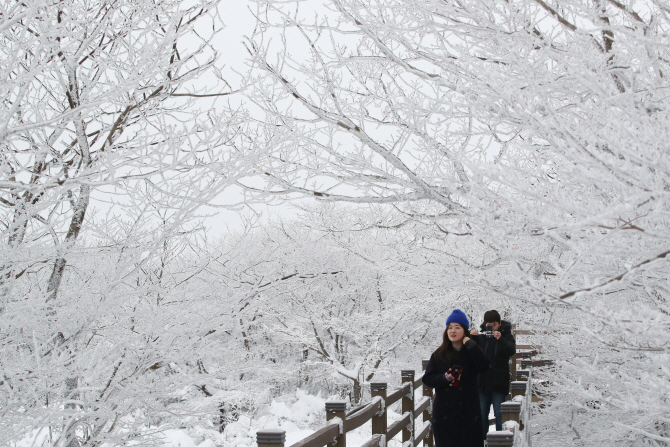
(256, 325), (554, 447)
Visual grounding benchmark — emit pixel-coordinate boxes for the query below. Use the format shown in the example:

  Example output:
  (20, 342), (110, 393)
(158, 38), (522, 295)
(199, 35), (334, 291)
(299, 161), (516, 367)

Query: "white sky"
(181, 0), (304, 234)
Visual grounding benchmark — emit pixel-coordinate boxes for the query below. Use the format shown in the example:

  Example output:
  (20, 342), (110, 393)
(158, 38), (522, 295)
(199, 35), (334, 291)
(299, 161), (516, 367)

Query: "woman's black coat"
(473, 320), (516, 393)
(422, 339), (491, 447)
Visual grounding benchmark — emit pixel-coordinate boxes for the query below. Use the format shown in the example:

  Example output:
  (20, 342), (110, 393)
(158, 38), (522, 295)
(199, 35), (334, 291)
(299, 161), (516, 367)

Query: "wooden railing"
(256, 325), (553, 447)
(485, 325), (555, 446)
(255, 366), (433, 447)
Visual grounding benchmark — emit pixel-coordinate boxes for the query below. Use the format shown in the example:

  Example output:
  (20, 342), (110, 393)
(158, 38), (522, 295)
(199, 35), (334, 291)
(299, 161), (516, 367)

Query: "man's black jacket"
(473, 320), (516, 393)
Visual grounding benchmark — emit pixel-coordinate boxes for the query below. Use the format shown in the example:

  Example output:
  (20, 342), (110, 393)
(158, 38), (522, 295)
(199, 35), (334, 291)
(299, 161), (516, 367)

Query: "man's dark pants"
(479, 390), (507, 435)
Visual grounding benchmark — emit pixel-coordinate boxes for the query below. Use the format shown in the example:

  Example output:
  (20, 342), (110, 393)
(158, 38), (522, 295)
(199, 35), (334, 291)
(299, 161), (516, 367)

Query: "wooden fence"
(256, 325), (551, 447)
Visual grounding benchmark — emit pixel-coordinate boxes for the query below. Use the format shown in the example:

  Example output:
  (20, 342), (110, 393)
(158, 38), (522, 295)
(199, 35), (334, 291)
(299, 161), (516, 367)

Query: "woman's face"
(447, 323), (465, 342)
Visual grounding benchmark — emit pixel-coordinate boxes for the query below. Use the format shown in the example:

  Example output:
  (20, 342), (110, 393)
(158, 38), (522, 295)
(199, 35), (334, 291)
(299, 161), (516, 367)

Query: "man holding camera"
(470, 310), (516, 437)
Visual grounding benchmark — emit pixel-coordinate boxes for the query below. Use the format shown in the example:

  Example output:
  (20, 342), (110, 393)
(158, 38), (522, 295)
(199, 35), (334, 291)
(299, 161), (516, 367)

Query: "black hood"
(479, 319), (513, 334)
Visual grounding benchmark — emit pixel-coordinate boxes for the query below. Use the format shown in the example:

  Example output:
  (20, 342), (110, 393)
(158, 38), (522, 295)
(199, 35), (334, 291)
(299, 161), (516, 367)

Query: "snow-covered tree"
(245, 0), (670, 443)
(202, 204), (522, 404)
(248, 212), (439, 404)
(0, 0), (263, 444)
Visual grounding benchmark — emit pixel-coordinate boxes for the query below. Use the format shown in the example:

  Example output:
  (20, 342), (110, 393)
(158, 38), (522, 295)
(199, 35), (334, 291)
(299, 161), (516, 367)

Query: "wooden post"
(501, 401), (521, 425)
(486, 431), (514, 446)
(509, 323), (517, 384)
(257, 429), (286, 447)
(510, 381), (527, 399)
(401, 370), (415, 446)
(370, 382), (387, 438)
(422, 359), (433, 447)
(326, 401), (347, 447)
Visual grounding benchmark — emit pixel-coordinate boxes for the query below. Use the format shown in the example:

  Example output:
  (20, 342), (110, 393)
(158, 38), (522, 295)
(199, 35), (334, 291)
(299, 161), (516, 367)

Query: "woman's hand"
(462, 336), (471, 344)
(470, 328), (479, 335)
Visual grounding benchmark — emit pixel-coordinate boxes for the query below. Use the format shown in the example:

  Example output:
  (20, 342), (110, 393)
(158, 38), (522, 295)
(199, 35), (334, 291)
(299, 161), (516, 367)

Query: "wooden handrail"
(514, 329), (533, 335)
(516, 358), (553, 367)
(530, 359), (554, 367)
(359, 434), (384, 447)
(413, 374), (424, 390)
(414, 396), (431, 419)
(289, 423), (339, 447)
(386, 382), (410, 406)
(345, 403), (366, 417)
(515, 329), (571, 335)
(415, 421), (431, 443)
(386, 411), (411, 440)
(516, 345), (540, 354)
(345, 397), (382, 432)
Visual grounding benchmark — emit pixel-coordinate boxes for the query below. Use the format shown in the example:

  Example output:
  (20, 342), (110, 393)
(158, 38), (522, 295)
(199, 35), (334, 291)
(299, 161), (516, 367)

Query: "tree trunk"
(46, 60), (92, 303)
(352, 378), (362, 405)
(46, 184), (90, 302)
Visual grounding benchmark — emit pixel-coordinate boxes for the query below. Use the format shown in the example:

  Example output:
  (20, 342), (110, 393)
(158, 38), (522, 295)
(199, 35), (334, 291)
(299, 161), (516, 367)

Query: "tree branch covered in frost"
(244, 0), (670, 444)
(0, 0), (267, 444)
(3, 0), (670, 445)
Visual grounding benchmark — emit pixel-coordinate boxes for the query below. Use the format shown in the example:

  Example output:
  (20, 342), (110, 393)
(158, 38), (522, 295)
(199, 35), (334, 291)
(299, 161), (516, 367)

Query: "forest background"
(1, 0), (669, 446)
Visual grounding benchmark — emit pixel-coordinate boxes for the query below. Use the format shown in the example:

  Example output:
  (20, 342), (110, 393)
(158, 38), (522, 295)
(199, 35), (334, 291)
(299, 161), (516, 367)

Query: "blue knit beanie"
(446, 309), (470, 329)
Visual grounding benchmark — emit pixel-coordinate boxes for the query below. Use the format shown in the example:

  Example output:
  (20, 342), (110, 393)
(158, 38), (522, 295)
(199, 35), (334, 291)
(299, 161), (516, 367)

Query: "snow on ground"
(162, 389), (407, 447)
(12, 390), (414, 447)
(14, 428), (51, 447)
(12, 389), (401, 447)
(14, 390), (497, 447)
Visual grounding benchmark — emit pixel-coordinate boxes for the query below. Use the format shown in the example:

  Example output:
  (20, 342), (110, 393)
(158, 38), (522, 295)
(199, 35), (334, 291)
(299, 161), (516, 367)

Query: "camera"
(485, 324), (493, 339)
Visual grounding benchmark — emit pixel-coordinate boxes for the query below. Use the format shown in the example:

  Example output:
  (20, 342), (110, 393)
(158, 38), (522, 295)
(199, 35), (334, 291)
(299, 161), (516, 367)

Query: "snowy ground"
(10, 389), (407, 447)
(215, 389), (407, 447)
(15, 389), (501, 447)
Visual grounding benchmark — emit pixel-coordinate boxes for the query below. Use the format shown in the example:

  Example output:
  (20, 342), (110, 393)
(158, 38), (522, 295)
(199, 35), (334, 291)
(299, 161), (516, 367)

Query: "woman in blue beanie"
(422, 309), (491, 447)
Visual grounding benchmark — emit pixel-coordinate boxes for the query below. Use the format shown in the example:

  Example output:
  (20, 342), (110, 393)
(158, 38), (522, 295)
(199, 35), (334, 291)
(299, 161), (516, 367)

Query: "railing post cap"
(370, 382), (388, 390)
(510, 381), (527, 390)
(422, 359), (430, 366)
(256, 429), (286, 444)
(486, 430), (514, 446)
(325, 401), (347, 412)
(400, 369), (415, 377)
(501, 401), (522, 412)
